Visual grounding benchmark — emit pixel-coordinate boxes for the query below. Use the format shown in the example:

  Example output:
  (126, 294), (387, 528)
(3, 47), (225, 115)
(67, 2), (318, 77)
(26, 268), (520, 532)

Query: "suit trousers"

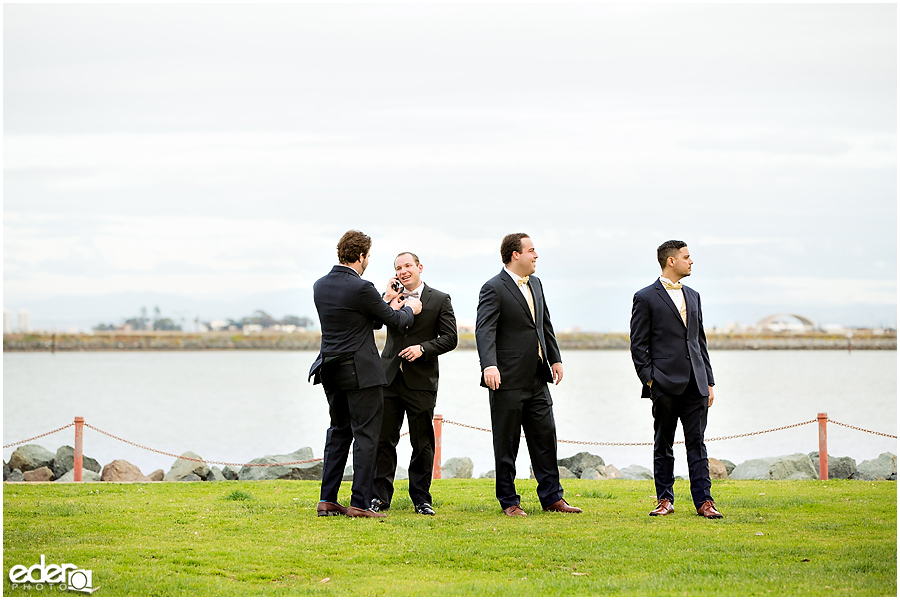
(651, 372), (713, 508)
(489, 368), (564, 510)
(373, 371), (438, 506)
(319, 361), (384, 510)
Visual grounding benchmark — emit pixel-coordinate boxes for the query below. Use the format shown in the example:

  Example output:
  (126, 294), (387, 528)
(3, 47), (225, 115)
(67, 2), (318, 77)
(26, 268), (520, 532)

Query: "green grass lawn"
(3, 478), (896, 596)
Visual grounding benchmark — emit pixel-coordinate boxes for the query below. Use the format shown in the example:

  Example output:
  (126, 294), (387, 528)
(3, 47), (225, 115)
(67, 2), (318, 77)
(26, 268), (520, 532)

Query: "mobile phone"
(391, 280), (403, 293)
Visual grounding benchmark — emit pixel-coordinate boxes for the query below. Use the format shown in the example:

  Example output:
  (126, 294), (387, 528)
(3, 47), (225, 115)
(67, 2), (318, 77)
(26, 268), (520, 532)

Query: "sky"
(3, 3), (897, 332)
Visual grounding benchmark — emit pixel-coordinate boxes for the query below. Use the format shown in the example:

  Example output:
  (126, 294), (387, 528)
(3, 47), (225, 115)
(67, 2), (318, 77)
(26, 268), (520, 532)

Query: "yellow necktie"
(662, 280), (687, 326)
(517, 277), (542, 360)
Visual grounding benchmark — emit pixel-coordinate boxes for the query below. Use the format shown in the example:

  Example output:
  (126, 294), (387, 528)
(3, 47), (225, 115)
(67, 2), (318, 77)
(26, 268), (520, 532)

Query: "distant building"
(17, 309), (31, 333)
(3, 309), (12, 334)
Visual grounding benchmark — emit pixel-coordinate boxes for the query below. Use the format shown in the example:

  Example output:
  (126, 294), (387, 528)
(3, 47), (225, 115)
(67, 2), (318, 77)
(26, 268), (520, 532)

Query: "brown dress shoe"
(346, 506), (386, 518)
(697, 500), (723, 519)
(543, 499), (582, 513)
(317, 501), (349, 517)
(649, 499), (674, 516)
(503, 505), (528, 517)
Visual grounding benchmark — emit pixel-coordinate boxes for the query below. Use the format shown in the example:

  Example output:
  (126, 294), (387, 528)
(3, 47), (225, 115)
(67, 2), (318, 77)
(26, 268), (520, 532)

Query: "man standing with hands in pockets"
(630, 240), (722, 519)
(476, 233), (581, 517)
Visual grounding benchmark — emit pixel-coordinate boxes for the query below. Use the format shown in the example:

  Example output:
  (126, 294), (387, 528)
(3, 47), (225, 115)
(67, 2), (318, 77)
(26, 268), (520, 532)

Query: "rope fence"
(3, 414), (895, 482)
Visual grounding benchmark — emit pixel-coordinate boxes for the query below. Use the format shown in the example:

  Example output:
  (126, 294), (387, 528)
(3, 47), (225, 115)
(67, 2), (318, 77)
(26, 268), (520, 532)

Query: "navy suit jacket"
(309, 265), (414, 389)
(630, 278), (715, 398)
(475, 270), (562, 390)
(382, 284), (458, 392)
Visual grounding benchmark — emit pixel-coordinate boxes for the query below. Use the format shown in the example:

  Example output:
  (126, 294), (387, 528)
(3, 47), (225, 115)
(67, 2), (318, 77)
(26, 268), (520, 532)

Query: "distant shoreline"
(3, 331), (896, 352)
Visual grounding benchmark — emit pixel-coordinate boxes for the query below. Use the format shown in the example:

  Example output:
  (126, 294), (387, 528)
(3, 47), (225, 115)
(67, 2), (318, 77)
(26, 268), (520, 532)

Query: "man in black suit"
(371, 252), (458, 516)
(630, 240), (723, 519)
(309, 230), (422, 519)
(475, 233), (581, 517)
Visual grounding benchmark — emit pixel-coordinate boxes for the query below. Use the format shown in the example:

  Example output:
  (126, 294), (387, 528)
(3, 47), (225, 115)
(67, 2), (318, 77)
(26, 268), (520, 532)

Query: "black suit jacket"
(381, 284), (458, 392)
(309, 265), (415, 389)
(475, 270), (562, 390)
(629, 278), (715, 398)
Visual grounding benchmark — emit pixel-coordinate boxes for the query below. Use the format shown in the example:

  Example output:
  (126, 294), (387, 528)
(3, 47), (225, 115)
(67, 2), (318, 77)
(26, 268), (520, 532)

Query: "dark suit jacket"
(630, 278), (715, 398)
(475, 270), (562, 390)
(382, 284), (458, 392)
(309, 265), (415, 389)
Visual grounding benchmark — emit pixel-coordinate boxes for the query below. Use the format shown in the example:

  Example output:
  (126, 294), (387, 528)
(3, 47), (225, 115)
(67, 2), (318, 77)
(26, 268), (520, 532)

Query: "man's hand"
(551, 362), (564, 385)
(405, 296), (423, 315)
(389, 295), (406, 310)
(399, 345), (423, 362)
(484, 366), (501, 390)
(383, 278), (402, 302)
(708, 385), (715, 407)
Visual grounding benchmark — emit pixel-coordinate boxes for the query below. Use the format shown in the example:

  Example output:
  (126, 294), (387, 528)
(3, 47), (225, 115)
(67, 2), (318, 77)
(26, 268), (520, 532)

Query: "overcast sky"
(3, 3), (897, 331)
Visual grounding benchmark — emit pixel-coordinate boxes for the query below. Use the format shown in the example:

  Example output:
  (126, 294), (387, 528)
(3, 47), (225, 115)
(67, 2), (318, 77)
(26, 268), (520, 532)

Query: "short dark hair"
(500, 232), (530, 265)
(337, 230), (372, 265)
(395, 252), (420, 266)
(657, 240), (687, 269)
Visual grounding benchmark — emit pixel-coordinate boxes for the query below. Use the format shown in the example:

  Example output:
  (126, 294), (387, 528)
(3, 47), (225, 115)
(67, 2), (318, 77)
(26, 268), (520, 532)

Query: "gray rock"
(442, 457), (474, 479)
(7, 469), (25, 482)
(148, 469), (165, 481)
(808, 452), (857, 480)
(479, 470), (496, 479)
(731, 453), (818, 480)
(181, 473), (203, 482)
(206, 466), (227, 482)
(852, 453), (897, 481)
(24, 466), (54, 482)
(3, 461), (10, 481)
(237, 448), (317, 481)
(9, 444), (55, 473)
(55, 468), (101, 482)
(708, 458), (728, 480)
(221, 466), (239, 481)
(719, 459), (736, 476)
(395, 465), (409, 481)
(164, 451), (211, 481)
(558, 466), (577, 479)
(557, 452), (605, 478)
(599, 464), (624, 479)
(342, 463), (353, 481)
(101, 459), (151, 482)
(580, 467), (603, 480)
(52, 446), (101, 480)
(619, 464), (654, 480)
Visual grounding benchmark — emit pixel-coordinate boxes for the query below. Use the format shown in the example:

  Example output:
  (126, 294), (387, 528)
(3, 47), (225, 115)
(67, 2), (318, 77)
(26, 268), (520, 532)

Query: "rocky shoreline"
(3, 331), (896, 352)
(5, 443), (896, 484)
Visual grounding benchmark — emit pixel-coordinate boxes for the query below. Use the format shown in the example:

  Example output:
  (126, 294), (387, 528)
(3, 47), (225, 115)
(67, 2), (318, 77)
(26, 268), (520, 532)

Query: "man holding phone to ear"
(372, 252), (458, 516)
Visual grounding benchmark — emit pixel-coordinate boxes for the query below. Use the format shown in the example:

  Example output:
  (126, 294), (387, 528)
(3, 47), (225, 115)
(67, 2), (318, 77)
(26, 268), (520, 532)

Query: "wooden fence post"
(817, 412), (828, 481)
(433, 414), (443, 480)
(74, 416), (84, 483)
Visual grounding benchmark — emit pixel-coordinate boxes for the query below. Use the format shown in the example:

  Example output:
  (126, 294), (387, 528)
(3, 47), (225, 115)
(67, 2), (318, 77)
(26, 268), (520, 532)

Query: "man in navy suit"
(630, 240), (722, 519)
(475, 233), (581, 517)
(371, 252), (458, 516)
(309, 230), (422, 518)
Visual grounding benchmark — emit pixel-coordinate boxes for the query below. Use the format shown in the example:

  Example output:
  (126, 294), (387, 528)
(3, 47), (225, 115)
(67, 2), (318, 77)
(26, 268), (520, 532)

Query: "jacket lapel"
(655, 280), (686, 330)
(501, 271), (534, 323)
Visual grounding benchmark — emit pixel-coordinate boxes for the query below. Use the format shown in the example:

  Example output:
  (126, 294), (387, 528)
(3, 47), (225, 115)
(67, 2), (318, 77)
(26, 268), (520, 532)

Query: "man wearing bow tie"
(475, 233), (581, 517)
(630, 240), (722, 519)
(372, 252), (458, 516)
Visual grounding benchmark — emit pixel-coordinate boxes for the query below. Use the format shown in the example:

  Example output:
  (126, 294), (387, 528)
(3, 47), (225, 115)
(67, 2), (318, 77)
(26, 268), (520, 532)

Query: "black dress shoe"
(415, 502), (435, 516)
(370, 498), (390, 512)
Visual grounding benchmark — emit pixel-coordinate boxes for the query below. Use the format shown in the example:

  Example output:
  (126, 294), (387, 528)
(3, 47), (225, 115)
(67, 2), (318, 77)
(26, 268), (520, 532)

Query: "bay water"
(3, 350), (896, 480)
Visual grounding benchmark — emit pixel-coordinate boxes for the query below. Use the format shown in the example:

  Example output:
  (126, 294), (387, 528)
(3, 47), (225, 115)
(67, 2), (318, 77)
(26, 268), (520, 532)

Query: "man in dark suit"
(309, 230), (422, 519)
(630, 240), (722, 519)
(371, 252), (458, 516)
(475, 233), (581, 517)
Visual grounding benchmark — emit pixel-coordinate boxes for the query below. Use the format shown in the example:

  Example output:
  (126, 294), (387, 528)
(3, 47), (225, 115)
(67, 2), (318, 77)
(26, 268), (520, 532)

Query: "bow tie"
(403, 290), (420, 299)
(662, 280), (682, 291)
(516, 276), (530, 287)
